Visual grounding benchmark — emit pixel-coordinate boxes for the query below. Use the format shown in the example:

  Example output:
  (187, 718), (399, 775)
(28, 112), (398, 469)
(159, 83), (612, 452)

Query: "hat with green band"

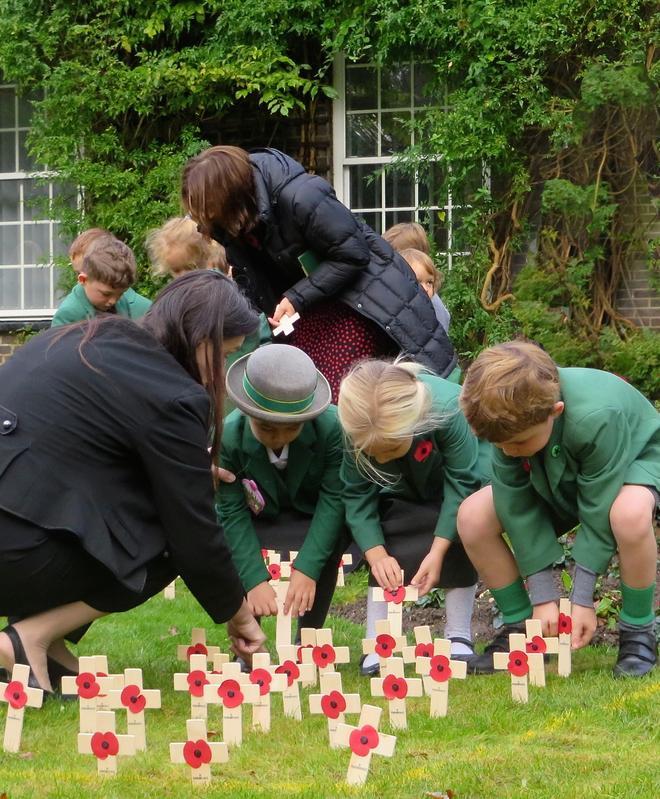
(225, 344), (331, 423)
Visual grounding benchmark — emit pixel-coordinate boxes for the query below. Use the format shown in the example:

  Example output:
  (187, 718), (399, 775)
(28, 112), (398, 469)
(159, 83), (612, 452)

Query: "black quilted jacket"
(221, 148), (457, 377)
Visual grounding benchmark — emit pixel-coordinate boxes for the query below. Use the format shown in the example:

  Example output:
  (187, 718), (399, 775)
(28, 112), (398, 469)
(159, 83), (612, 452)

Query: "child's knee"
(609, 498), (654, 544)
(457, 490), (499, 544)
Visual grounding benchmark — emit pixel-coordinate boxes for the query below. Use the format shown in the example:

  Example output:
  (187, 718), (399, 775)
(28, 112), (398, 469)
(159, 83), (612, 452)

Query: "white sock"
(363, 587), (388, 669)
(444, 584), (477, 656)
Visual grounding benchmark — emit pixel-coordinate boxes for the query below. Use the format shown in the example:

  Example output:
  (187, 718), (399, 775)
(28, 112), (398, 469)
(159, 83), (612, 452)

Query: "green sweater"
(341, 374), (492, 553)
(492, 367), (660, 576)
(216, 406), (345, 592)
(51, 284), (152, 327)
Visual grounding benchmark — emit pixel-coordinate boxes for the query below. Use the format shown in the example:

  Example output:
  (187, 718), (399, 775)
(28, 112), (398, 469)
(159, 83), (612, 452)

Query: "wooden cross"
(170, 718), (229, 786)
(493, 632), (530, 703)
(372, 579), (419, 636)
(163, 577), (178, 600)
(202, 663), (260, 747)
(78, 710), (136, 777)
(335, 704), (396, 786)
(336, 554), (353, 587)
(246, 652), (287, 733)
(300, 628), (350, 674)
(309, 671), (361, 748)
(275, 645), (316, 720)
(211, 652), (231, 674)
(362, 619), (407, 672)
(267, 553), (294, 649)
(272, 312), (300, 337)
(61, 656), (124, 732)
(106, 668), (161, 750)
(173, 653), (223, 720)
(176, 628), (222, 664)
(370, 657), (423, 730)
(525, 619), (559, 687)
(1, 663), (43, 753)
(415, 638), (467, 717)
(558, 598), (573, 677)
(402, 625), (435, 664)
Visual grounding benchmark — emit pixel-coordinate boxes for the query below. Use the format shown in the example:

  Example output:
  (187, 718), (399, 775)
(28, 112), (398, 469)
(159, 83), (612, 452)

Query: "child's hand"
(571, 604), (597, 649)
(247, 581), (278, 617)
(532, 600), (560, 636)
(410, 551), (443, 597)
(366, 546), (403, 591)
(284, 570), (316, 618)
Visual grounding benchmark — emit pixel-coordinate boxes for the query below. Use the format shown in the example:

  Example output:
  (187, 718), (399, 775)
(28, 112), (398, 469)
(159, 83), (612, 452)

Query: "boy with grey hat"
(217, 344), (349, 638)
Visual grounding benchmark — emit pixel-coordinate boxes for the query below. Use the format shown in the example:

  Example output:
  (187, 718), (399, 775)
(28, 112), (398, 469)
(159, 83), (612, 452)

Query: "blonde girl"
(146, 216), (229, 278)
(338, 359), (491, 675)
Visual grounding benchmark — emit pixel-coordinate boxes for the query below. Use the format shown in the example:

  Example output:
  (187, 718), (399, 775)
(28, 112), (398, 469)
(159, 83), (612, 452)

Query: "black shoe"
(46, 656), (77, 693)
(359, 654), (380, 677)
(448, 636), (476, 663)
(613, 627), (657, 678)
(469, 623), (527, 674)
(1, 625), (53, 695)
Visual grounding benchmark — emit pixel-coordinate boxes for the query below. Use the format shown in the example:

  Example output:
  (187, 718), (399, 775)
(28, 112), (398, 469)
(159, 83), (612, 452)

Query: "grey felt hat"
(225, 344), (332, 423)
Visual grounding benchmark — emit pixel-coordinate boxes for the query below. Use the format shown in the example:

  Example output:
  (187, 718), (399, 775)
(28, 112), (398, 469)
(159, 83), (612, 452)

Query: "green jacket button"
(551, 445), (561, 457)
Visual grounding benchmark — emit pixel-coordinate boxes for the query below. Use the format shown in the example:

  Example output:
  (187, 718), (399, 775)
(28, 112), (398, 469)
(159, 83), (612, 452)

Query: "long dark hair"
(140, 270), (259, 459)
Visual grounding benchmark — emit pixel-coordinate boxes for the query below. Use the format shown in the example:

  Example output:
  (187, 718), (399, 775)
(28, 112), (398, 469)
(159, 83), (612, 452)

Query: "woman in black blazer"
(0, 270), (265, 694)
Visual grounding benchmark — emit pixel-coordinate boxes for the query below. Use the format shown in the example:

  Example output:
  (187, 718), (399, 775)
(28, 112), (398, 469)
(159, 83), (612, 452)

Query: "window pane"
(381, 64), (411, 109)
(418, 161), (447, 207)
(17, 90), (42, 128)
(0, 225), (19, 264)
(347, 113), (378, 157)
(451, 211), (471, 251)
(18, 131), (36, 172)
(349, 164), (381, 209)
(355, 211), (381, 234)
(0, 88), (15, 128)
(52, 223), (69, 257)
(0, 267), (20, 308)
(0, 180), (20, 221)
(385, 210), (413, 229)
(346, 66), (378, 111)
(420, 209), (448, 251)
(381, 112), (411, 155)
(0, 131), (16, 172)
(23, 179), (50, 221)
(414, 63), (436, 106)
(23, 265), (52, 308)
(385, 168), (414, 208)
(23, 222), (50, 265)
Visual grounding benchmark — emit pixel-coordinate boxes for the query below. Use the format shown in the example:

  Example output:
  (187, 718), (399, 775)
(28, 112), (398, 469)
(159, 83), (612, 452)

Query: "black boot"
(613, 625), (657, 678)
(469, 623), (527, 674)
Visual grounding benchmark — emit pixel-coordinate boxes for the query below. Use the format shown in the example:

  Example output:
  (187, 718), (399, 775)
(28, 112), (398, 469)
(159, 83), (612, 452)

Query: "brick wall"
(615, 198), (660, 329)
(0, 332), (22, 365)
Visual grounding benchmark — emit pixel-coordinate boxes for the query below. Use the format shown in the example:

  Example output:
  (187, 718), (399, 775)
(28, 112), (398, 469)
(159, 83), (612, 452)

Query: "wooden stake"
(272, 312), (300, 336)
(362, 619), (407, 672)
(334, 704), (396, 786)
(61, 656), (124, 732)
(372, 577), (419, 636)
(336, 554), (353, 587)
(275, 645), (316, 720)
(309, 671), (361, 747)
(173, 653), (223, 720)
(300, 628), (350, 674)
(524, 619), (559, 687)
(247, 652), (287, 733)
(370, 657), (423, 729)
(202, 663), (260, 747)
(106, 668), (161, 750)
(163, 577), (177, 600)
(415, 638), (467, 717)
(170, 718), (228, 786)
(1, 663), (43, 753)
(402, 625), (434, 663)
(176, 628), (221, 664)
(78, 710), (136, 777)
(493, 632), (529, 703)
(558, 598), (573, 677)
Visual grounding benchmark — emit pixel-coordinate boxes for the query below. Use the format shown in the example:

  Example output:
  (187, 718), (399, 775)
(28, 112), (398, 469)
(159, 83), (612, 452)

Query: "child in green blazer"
(338, 359), (491, 675)
(458, 340), (659, 677)
(217, 344), (348, 638)
(52, 235), (151, 327)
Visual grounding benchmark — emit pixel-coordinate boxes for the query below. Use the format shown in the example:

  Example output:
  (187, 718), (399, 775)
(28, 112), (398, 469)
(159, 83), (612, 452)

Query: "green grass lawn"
(1, 575), (658, 799)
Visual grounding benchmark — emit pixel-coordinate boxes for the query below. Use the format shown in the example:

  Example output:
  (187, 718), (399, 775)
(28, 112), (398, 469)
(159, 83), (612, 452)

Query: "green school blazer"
(216, 406), (345, 592)
(51, 284), (152, 327)
(492, 368), (660, 576)
(341, 374), (492, 553)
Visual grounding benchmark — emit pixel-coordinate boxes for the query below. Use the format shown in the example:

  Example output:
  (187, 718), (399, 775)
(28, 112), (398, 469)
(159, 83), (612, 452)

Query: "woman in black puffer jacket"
(181, 146), (458, 401)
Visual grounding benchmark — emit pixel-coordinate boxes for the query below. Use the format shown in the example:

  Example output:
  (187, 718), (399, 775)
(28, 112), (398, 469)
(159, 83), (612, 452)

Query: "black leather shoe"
(1, 625), (53, 695)
(46, 656), (77, 692)
(448, 636), (476, 663)
(613, 627), (657, 678)
(469, 623), (527, 674)
(359, 655), (380, 677)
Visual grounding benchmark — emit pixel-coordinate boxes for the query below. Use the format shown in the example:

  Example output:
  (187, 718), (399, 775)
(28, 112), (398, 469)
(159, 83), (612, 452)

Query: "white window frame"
(0, 84), (65, 321)
(332, 55), (473, 269)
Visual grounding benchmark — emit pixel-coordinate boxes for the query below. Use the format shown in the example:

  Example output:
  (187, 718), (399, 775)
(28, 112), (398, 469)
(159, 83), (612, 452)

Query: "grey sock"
(570, 564), (598, 608)
(527, 568), (560, 605)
